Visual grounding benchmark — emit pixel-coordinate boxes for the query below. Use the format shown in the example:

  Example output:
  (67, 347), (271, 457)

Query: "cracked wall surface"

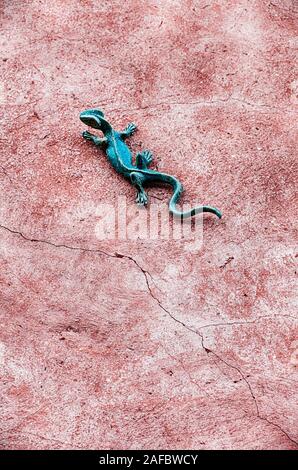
(0, 0), (297, 450)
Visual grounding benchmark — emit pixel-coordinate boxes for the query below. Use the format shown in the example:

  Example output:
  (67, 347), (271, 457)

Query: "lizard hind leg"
(130, 171), (148, 206)
(136, 150), (153, 169)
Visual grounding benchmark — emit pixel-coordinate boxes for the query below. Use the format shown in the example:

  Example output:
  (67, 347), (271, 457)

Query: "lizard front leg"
(120, 122), (137, 140)
(82, 130), (107, 147)
(130, 172), (148, 206)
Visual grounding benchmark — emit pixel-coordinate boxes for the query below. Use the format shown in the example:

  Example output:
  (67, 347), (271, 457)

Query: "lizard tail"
(137, 170), (222, 219)
(165, 175), (222, 219)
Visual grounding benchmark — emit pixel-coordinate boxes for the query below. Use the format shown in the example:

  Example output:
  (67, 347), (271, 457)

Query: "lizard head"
(80, 108), (105, 130)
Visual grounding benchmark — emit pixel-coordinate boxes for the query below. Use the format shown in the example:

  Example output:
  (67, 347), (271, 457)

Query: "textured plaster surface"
(0, 0), (297, 450)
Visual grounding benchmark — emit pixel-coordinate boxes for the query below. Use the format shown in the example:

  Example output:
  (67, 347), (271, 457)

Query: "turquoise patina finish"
(80, 109), (222, 220)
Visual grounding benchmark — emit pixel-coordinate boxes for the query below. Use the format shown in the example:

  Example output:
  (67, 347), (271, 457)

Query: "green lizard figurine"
(80, 109), (222, 219)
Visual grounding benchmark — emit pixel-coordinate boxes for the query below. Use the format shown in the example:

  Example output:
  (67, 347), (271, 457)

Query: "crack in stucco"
(219, 256), (234, 269)
(197, 314), (297, 330)
(0, 223), (114, 257)
(0, 222), (297, 446)
(108, 94), (295, 115)
(140, 272), (298, 447)
(0, 223), (159, 293)
(160, 306), (298, 446)
(255, 416), (298, 447)
(138, 273), (261, 414)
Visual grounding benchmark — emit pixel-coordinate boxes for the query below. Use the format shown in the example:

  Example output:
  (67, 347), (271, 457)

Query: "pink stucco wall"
(0, 0), (297, 449)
